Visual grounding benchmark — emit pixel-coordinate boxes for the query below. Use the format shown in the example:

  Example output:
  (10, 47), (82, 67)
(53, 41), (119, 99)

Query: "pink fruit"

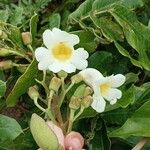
(65, 131), (84, 150)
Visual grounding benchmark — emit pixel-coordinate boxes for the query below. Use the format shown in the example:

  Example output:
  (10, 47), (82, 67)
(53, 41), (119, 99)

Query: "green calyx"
(30, 113), (59, 150)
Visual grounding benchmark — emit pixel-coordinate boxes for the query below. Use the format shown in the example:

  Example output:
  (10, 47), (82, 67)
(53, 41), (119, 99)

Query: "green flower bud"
(57, 70), (68, 78)
(0, 30), (7, 39)
(0, 60), (13, 70)
(81, 96), (93, 108)
(49, 77), (61, 92)
(21, 32), (32, 45)
(71, 74), (83, 84)
(69, 96), (81, 110)
(84, 86), (93, 97)
(73, 84), (86, 98)
(30, 113), (59, 150)
(28, 86), (39, 100)
(0, 48), (11, 57)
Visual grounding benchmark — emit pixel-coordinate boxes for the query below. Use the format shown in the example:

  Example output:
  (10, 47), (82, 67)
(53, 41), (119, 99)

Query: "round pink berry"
(65, 131), (84, 150)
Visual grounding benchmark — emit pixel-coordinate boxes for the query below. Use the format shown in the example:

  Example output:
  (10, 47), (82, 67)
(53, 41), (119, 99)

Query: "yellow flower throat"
(52, 42), (72, 61)
(100, 83), (110, 96)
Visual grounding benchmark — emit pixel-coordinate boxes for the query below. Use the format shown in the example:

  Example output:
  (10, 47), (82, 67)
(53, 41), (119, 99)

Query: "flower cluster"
(35, 28), (126, 113)
(35, 28), (88, 73)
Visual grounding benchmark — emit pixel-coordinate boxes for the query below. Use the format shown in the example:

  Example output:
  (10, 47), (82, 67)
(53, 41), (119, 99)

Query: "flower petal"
(103, 88), (122, 102)
(79, 68), (103, 87)
(74, 48), (89, 59)
(91, 95), (106, 113)
(48, 62), (62, 73)
(71, 58), (88, 70)
(43, 29), (55, 48)
(107, 74), (126, 88)
(38, 61), (50, 70)
(35, 47), (51, 62)
(52, 28), (79, 46)
(61, 63), (76, 73)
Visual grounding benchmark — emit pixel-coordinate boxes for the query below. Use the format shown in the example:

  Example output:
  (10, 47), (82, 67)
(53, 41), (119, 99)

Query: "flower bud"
(0, 30), (7, 39)
(73, 84), (86, 98)
(84, 86), (93, 97)
(21, 32), (32, 45)
(65, 131), (84, 150)
(28, 86), (39, 100)
(58, 70), (68, 79)
(47, 121), (65, 149)
(0, 60), (13, 70)
(71, 74), (83, 84)
(69, 96), (81, 110)
(30, 113), (59, 150)
(0, 48), (11, 57)
(81, 96), (93, 108)
(49, 77), (61, 92)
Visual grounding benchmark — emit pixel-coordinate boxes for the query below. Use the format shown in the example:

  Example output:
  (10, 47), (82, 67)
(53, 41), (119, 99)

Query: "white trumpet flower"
(79, 68), (126, 113)
(35, 28), (89, 73)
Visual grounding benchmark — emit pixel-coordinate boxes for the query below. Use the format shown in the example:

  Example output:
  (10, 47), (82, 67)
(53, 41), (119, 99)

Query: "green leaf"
(88, 51), (113, 74)
(30, 13), (38, 48)
(90, 120), (110, 150)
(102, 108), (129, 126)
(68, 0), (143, 24)
(68, 0), (94, 24)
(125, 73), (139, 85)
(9, 7), (24, 26)
(0, 80), (6, 97)
(0, 130), (37, 150)
(72, 30), (98, 52)
(90, 14), (124, 42)
(0, 115), (23, 141)
(0, 22), (24, 49)
(0, 9), (9, 22)
(118, 85), (136, 108)
(49, 13), (61, 29)
(109, 100), (150, 138)
(111, 5), (150, 71)
(6, 59), (38, 107)
(114, 42), (143, 69)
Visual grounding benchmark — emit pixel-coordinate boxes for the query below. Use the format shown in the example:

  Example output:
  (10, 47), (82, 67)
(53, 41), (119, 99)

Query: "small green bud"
(30, 113), (59, 150)
(73, 84), (86, 98)
(21, 32), (32, 45)
(81, 96), (93, 108)
(58, 70), (68, 78)
(84, 86), (93, 97)
(0, 30), (7, 39)
(0, 60), (13, 70)
(0, 48), (11, 57)
(69, 96), (81, 110)
(28, 86), (39, 100)
(49, 77), (61, 92)
(71, 74), (83, 83)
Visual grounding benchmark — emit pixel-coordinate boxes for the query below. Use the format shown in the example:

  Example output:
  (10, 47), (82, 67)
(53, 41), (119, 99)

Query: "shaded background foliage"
(0, 0), (150, 149)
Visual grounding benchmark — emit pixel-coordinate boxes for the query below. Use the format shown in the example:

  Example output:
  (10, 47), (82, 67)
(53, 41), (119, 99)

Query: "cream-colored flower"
(79, 68), (126, 113)
(35, 28), (89, 73)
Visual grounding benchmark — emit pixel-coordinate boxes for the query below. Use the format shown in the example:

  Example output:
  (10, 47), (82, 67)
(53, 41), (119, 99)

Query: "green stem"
(73, 106), (85, 121)
(48, 90), (55, 109)
(12, 63), (29, 67)
(46, 109), (57, 124)
(59, 82), (75, 107)
(27, 44), (34, 53)
(35, 79), (49, 95)
(33, 98), (46, 112)
(67, 109), (75, 133)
